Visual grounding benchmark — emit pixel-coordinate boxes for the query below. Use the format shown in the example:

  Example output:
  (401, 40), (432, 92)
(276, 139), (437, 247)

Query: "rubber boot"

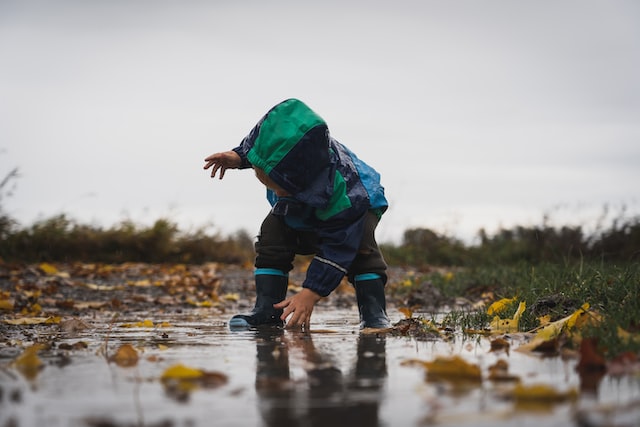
(354, 274), (390, 329)
(229, 270), (288, 329)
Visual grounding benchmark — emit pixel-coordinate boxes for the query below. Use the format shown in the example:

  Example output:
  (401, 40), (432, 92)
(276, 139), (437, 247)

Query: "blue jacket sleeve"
(231, 115), (267, 169)
(302, 213), (367, 297)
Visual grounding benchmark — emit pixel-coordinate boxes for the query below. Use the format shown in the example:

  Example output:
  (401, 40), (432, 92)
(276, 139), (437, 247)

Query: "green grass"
(388, 261), (640, 357)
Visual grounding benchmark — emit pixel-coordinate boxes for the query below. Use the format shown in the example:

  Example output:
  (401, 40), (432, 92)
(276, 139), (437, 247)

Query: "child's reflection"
(254, 330), (387, 427)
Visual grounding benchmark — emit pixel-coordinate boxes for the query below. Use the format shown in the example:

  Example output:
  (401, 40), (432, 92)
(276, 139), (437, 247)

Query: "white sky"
(1, 0), (639, 244)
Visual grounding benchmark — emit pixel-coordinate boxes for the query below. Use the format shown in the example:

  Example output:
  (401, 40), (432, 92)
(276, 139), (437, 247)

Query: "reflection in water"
(254, 330), (387, 427)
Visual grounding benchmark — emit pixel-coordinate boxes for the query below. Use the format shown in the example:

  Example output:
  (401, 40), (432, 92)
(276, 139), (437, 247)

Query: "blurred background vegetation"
(1, 166), (638, 266)
(1, 206), (638, 267)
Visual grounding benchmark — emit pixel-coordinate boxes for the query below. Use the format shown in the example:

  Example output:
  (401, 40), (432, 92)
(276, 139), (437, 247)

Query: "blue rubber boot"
(354, 274), (390, 329)
(229, 270), (288, 329)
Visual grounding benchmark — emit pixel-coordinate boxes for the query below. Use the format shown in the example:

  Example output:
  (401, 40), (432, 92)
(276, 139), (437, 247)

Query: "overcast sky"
(1, 0), (639, 244)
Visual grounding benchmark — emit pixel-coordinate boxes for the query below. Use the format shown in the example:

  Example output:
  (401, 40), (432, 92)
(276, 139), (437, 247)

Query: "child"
(203, 98), (390, 330)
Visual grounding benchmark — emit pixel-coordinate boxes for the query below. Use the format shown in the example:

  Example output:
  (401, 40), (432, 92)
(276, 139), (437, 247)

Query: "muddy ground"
(1, 263), (639, 427)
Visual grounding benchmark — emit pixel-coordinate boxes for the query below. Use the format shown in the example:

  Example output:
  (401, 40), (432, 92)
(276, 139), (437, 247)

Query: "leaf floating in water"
(490, 337), (511, 354)
(14, 344), (46, 381)
(121, 319), (155, 328)
(161, 364), (204, 380)
(109, 344), (139, 367)
(423, 356), (482, 383)
(512, 383), (578, 405)
(488, 359), (520, 383)
(160, 363), (228, 402)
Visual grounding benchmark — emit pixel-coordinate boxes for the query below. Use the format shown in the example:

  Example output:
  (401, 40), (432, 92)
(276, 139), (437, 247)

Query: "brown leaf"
(59, 318), (90, 335)
(489, 337), (510, 354)
(488, 359), (520, 382)
(109, 344), (139, 367)
(576, 338), (606, 374)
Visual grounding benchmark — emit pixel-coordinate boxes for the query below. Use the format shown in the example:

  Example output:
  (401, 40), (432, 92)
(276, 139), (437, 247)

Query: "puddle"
(1, 307), (639, 427)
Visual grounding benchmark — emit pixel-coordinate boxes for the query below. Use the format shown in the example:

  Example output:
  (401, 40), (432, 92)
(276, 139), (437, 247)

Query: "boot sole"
(228, 317), (284, 330)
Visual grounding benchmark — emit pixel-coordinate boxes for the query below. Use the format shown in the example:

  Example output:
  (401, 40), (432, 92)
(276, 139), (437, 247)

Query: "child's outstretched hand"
(274, 288), (322, 331)
(203, 151), (242, 179)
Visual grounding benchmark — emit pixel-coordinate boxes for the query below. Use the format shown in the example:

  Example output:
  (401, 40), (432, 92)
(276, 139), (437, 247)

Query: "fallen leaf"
(0, 298), (14, 311)
(121, 319), (155, 328)
(109, 344), (139, 367)
(617, 327), (640, 345)
(398, 307), (413, 319)
(488, 359), (520, 382)
(512, 383), (578, 404)
(14, 344), (46, 380)
(161, 363), (204, 380)
(38, 262), (58, 275)
(160, 363), (228, 390)
(516, 303), (593, 353)
(490, 301), (526, 333)
(423, 356), (482, 383)
(59, 318), (90, 335)
(187, 299), (213, 308)
(490, 337), (511, 354)
(576, 338), (606, 374)
(58, 341), (89, 351)
(4, 316), (60, 325)
(487, 297), (517, 316)
(127, 279), (152, 287)
(221, 293), (240, 302)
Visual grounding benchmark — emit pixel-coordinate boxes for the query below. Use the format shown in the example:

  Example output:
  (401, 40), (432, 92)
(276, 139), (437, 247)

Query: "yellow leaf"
(517, 303), (592, 353)
(566, 303), (590, 329)
(537, 314), (552, 326)
(160, 364), (228, 398)
(423, 356), (482, 382)
(0, 299), (14, 311)
(222, 293), (239, 302)
(158, 344), (169, 351)
(487, 297), (517, 316)
(512, 383), (578, 403)
(110, 344), (139, 367)
(136, 319), (154, 328)
(128, 279), (152, 287)
(161, 364), (204, 380)
(4, 317), (55, 325)
(617, 327), (640, 345)
(187, 299), (213, 307)
(39, 262), (58, 275)
(398, 307), (413, 319)
(14, 344), (46, 380)
(490, 301), (526, 333)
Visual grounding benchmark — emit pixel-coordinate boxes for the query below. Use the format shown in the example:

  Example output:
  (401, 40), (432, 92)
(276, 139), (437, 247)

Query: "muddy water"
(1, 308), (639, 427)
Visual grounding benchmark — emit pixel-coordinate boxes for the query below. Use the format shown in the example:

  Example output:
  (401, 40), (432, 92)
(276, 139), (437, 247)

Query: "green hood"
(246, 99), (331, 197)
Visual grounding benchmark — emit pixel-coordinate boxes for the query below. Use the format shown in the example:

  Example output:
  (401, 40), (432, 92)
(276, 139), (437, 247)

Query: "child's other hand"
(274, 288), (322, 331)
(203, 151), (241, 179)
